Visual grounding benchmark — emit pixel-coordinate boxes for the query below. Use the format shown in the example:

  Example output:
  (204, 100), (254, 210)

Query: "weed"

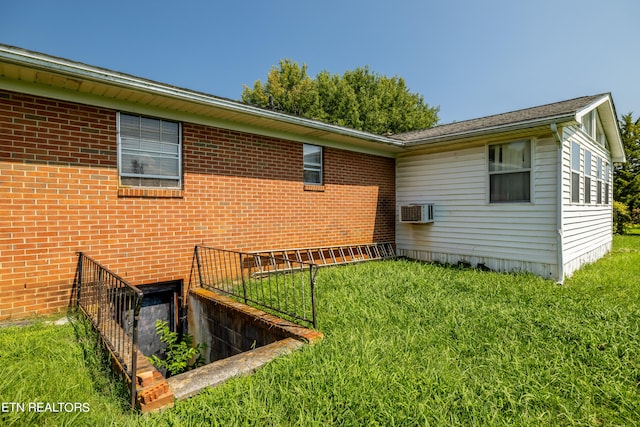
(148, 320), (206, 376)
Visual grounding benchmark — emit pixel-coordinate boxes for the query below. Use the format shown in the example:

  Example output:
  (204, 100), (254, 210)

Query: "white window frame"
(604, 162), (611, 205)
(582, 109), (608, 148)
(487, 139), (532, 204)
(117, 112), (182, 188)
(571, 142), (581, 204)
(596, 157), (603, 204)
(595, 113), (608, 147)
(303, 144), (323, 185)
(581, 110), (595, 139)
(584, 150), (592, 204)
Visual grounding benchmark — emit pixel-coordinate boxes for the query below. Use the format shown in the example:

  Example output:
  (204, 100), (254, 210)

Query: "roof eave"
(0, 44), (403, 151)
(574, 94), (625, 163)
(404, 114), (578, 147)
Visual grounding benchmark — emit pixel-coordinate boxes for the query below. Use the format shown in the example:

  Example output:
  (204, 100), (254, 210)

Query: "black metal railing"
(192, 246), (318, 328)
(76, 252), (143, 409)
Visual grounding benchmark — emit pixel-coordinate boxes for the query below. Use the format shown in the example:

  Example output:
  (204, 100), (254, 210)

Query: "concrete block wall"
(0, 89), (396, 319)
(188, 288), (324, 364)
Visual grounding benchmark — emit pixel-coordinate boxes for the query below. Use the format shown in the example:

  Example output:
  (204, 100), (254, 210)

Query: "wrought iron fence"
(75, 252), (143, 409)
(192, 246), (318, 328)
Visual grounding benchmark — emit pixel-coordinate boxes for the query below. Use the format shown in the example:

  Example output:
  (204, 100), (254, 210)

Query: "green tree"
(614, 113), (640, 215)
(241, 59), (318, 117)
(613, 200), (632, 234)
(242, 61), (439, 135)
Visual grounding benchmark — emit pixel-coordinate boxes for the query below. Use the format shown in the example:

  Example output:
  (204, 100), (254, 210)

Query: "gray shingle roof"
(395, 94), (609, 143)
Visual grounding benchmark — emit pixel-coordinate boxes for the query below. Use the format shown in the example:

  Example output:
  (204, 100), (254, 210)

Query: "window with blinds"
(118, 113), (181, 188)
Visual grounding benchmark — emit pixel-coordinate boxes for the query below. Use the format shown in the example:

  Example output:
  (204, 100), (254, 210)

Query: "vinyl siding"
(396, 137), (559, 279)
(561, 125), (613, 277)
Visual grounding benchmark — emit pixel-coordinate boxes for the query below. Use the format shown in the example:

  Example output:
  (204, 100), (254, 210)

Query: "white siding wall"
(396, 137), (559, 279)
(561, 125), (613, 277)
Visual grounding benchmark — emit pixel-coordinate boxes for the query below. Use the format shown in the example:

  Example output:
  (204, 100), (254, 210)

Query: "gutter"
(551, 123), (565, 284)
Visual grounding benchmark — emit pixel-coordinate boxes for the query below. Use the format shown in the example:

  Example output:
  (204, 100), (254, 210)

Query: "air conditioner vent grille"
(399, 203), (434, 224)
(401, 205), (424, 222)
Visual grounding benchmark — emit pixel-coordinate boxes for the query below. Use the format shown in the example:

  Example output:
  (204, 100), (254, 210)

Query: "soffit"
(0, 50), (403, 156)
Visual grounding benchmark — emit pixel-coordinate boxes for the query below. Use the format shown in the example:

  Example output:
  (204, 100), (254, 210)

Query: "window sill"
(303, 184), (325, 192)
(488, 201), (532, 205)
(118, 187), (183, 198)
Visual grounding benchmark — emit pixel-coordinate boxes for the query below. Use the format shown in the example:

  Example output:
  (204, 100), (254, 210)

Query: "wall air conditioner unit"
(399, 203), (434, 224)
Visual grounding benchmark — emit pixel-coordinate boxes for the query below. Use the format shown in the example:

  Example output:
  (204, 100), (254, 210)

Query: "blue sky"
(2, 0), (639, 125)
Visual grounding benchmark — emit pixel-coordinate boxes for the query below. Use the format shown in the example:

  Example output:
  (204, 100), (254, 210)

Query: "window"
(488, 140), (531, 203)
(582, 111), (594, 138)
(303, 144), (322, 185)
(118, 113), (181, 188)
(605, 163), (610, 205)
(582, 109), (608, 147)
(584, 150), (592, 204)
(595, 115), (607, 147)
(571, 142), (581, 203)
(597, 157), (603, 204)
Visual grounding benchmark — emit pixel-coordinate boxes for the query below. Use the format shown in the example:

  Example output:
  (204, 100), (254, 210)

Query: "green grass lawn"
(0, 317), (133, 426)
(2, 236), (640, 426)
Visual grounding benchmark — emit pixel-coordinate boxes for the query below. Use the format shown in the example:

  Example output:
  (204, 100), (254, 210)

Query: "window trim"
(581, 110), (594, 138)
(571, 141), (581, 204)
(303, 144), (323, 185)
(604, 162), (611, 205)
(596, 157), (603, 204)
(581, 109), (609, 148)
(117, 112), (183, 189)
(595, 113), (607, 147)
(584, 150), (592, 204)
(487, 139), (532, 204)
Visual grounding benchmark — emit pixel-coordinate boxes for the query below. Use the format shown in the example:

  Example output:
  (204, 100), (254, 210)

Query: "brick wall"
(0, 90), (396, 319)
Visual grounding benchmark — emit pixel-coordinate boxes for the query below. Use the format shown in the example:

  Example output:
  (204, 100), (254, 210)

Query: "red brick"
(0, 88), (395, 320)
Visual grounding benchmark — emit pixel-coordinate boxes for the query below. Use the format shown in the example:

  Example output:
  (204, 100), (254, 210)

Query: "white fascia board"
(574, 94), (610, 122)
